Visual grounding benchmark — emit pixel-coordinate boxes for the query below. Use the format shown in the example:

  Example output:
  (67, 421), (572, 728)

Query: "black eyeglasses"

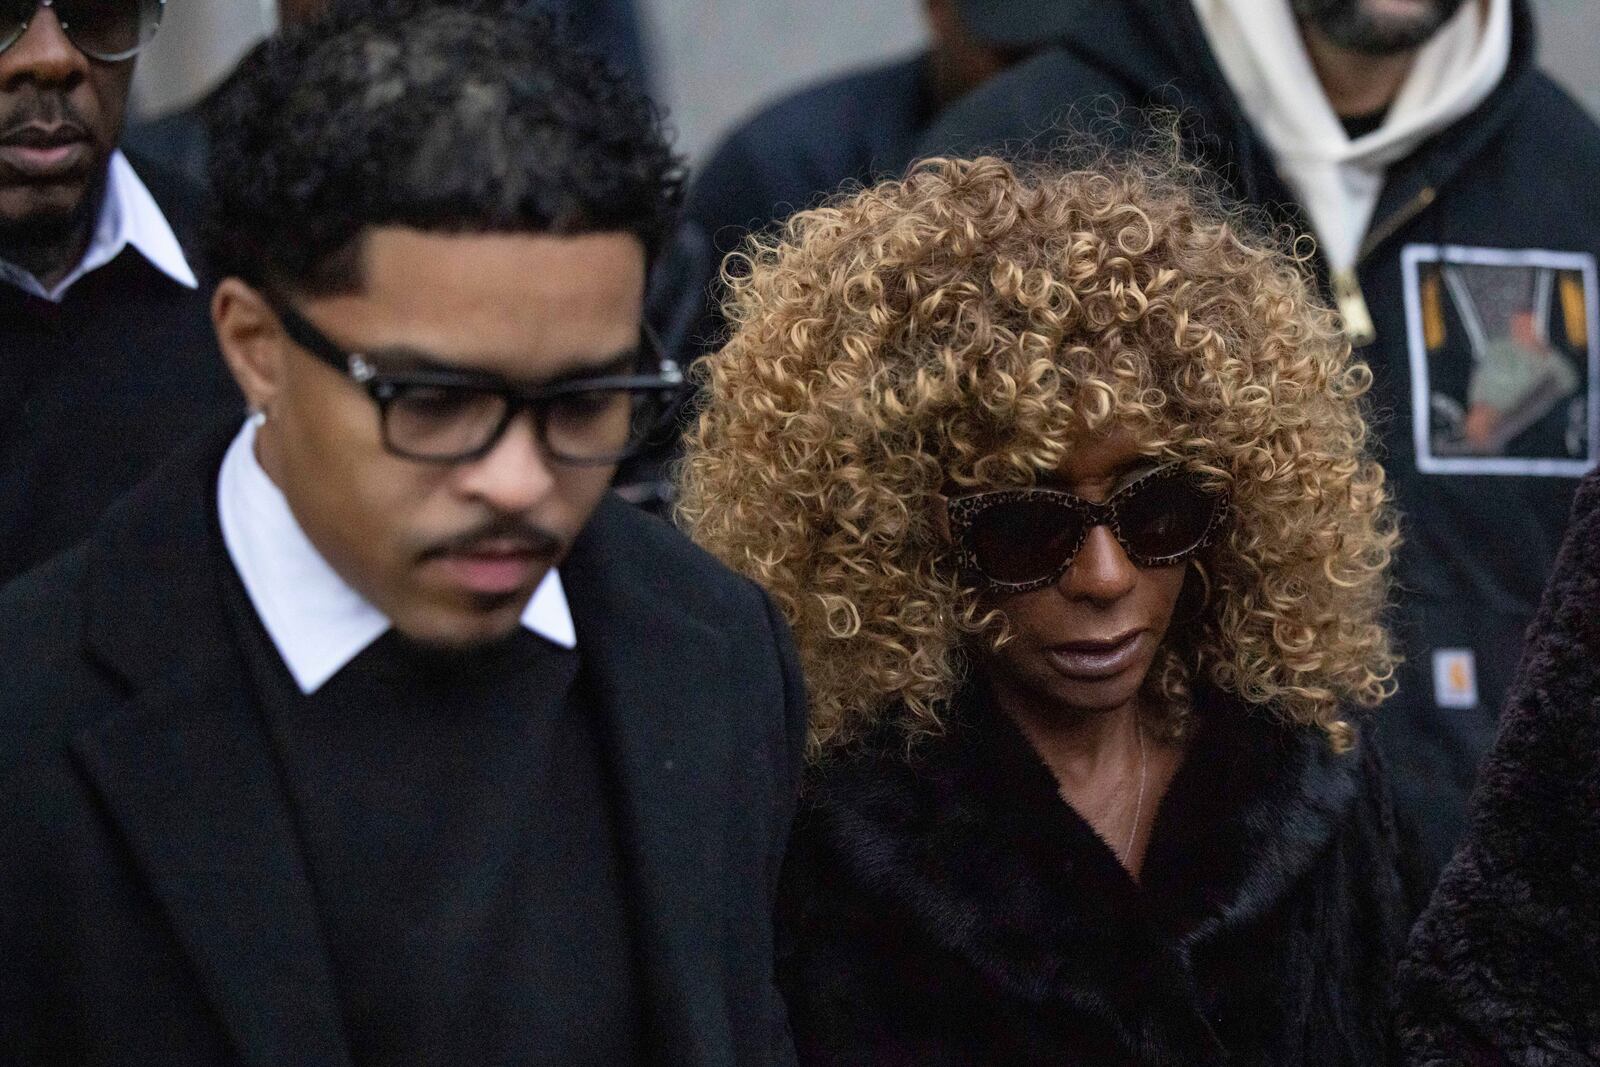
(0, 0), (164, 61)
(272, 302), (686, 466)
(946, 464), (1229, 593)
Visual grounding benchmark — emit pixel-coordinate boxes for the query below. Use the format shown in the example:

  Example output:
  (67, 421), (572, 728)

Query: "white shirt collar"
(0, 150), (198, 302)
(217, 416), (578, 695)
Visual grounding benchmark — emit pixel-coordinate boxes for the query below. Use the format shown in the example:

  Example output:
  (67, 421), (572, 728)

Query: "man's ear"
(212, 279), (287, 417)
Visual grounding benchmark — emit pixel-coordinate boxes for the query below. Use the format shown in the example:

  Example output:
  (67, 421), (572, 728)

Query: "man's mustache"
(422, 515), (565, 560)
(0, 92), (91, 144)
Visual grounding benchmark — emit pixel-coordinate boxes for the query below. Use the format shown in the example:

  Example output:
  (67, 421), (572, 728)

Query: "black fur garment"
(1399, 471), (1600, 1065)
(776, 685), (1416, 1066)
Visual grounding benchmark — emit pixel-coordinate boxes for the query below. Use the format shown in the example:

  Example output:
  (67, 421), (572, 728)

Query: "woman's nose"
(1059, 524), (1138, 605)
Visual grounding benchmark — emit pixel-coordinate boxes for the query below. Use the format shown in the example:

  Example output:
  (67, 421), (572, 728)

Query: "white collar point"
(218, 418), (579, 694)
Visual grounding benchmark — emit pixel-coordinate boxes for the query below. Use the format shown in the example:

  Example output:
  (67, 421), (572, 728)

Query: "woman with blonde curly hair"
(680, 152), (1415, 1066)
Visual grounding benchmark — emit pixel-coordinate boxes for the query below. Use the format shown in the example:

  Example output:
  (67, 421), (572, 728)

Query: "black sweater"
(0, 159), (239, 584)
(222, 559), (643, 1066)
(778, 688), (1415, 1066)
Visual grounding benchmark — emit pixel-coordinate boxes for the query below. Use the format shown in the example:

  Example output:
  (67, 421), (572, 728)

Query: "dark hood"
(919, 0), (1540, 235)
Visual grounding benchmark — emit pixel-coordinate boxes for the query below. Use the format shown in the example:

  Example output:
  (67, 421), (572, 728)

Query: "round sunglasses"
(945, 463), (1229, 593)
(0, 0), (164, 62)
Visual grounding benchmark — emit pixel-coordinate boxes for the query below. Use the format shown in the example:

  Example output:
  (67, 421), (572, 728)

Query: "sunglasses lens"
(1117, 474), (1222, 561)
(967, 498), (1085, 585)
(59, 0), (161, 60)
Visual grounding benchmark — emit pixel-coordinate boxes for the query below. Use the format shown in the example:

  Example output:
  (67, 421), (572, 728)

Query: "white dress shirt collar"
(217, 416), (577, 695)
(0, 150), (198, 302)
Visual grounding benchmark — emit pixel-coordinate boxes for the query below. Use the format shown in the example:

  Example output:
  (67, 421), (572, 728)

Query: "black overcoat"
(777, 689), (1416, 1066)
(0, 421), (807, 1067)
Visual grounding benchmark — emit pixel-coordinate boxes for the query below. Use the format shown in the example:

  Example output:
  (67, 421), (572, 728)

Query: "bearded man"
(918, 0), (1600, 890)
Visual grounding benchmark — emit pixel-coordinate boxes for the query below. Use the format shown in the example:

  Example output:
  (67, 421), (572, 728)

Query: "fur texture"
(1399, 470), (1600, 1065)
(777, 687), (1415, 1066)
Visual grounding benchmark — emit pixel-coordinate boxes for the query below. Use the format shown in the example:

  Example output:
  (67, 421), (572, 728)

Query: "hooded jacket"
(776, 687), (1414, 1066)
(1397, 468), (1600, 1064)
(918, 0), (1600, 883)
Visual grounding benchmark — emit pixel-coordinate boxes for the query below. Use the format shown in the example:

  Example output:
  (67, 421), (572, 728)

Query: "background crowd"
(114, 0), (1600, 160)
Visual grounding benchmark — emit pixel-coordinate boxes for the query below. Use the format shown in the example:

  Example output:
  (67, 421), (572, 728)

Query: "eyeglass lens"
(543, 388), (640, 461)
(0, 0), (162, 61)
(966, 473), (1222, 584)
(383, 387), (510, 461)
(381, 383), (664, 464)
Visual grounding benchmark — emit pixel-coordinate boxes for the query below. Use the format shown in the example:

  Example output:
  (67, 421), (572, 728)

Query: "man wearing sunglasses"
(0, 4), (806, 1064)
(0, 0), (240, 584)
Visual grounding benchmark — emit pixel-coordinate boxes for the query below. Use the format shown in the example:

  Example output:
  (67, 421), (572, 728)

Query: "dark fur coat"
(1399, 470), (1600, 1065)
(776, 686), (1416, 1066)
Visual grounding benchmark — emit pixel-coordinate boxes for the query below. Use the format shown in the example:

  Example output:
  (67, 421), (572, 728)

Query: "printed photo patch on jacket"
(1402, 245), (1599, 476)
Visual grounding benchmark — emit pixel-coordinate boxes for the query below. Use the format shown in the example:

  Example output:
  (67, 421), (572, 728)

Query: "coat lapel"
(71, 422), (351, 1066)
(804, 698), (1227, 1058)
(1140, 689), (1362, 953)
(561, 497), (739, 1066)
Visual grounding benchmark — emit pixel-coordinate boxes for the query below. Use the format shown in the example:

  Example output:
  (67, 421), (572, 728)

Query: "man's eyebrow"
(538, 347), (642, 387)
(359, 343), (642, 387)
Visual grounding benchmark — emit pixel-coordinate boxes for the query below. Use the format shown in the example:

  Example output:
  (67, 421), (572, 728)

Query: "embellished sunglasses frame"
(944, 463), (1231, 594)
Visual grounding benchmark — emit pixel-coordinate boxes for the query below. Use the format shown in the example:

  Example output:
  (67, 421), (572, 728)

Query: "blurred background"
(129, 0), (1600, 168)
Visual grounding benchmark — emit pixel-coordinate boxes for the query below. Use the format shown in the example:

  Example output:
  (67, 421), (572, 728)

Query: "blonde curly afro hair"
(677, 153), (1397, 755)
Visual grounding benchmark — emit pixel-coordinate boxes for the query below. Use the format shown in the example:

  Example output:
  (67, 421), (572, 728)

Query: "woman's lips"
(1044, 630), (1148, 681)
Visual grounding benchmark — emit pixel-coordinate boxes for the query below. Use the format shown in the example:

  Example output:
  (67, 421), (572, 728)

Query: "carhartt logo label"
(1433, 648), (1479, 709)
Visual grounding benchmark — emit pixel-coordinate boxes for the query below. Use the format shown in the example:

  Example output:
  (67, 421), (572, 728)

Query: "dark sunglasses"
(0, 0), (164, 61)
(945, 463), (1229, 593)
(271, 301), (686, 466)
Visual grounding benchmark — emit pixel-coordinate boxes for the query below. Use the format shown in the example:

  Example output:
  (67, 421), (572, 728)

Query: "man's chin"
(0, 183), (93, 229)
(388, 600), (531, 652)
(1294, 0), (1464, 55)
(0, 185), (99, 278)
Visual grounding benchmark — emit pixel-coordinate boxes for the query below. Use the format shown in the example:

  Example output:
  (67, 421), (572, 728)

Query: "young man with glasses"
(0, 4), (806, 1064)
(0, 0), (240, 584)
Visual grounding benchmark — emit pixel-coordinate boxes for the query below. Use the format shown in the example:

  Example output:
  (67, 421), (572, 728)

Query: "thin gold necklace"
(1121, 718), (1149, 866)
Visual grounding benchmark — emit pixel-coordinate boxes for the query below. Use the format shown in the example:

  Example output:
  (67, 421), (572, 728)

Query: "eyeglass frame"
(943, 462), (1230, 594)
(0, 0), (166, 62)
(269, 299), (686, 466)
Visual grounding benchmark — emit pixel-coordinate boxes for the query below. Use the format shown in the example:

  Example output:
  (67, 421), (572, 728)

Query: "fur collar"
(802, 686), (1362, 1030)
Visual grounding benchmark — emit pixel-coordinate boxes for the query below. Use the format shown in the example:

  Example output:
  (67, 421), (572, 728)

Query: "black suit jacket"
(0, 421), (807, 1066)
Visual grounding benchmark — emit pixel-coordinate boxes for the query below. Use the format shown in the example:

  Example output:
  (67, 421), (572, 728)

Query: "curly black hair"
(204, 0), (682, 295)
